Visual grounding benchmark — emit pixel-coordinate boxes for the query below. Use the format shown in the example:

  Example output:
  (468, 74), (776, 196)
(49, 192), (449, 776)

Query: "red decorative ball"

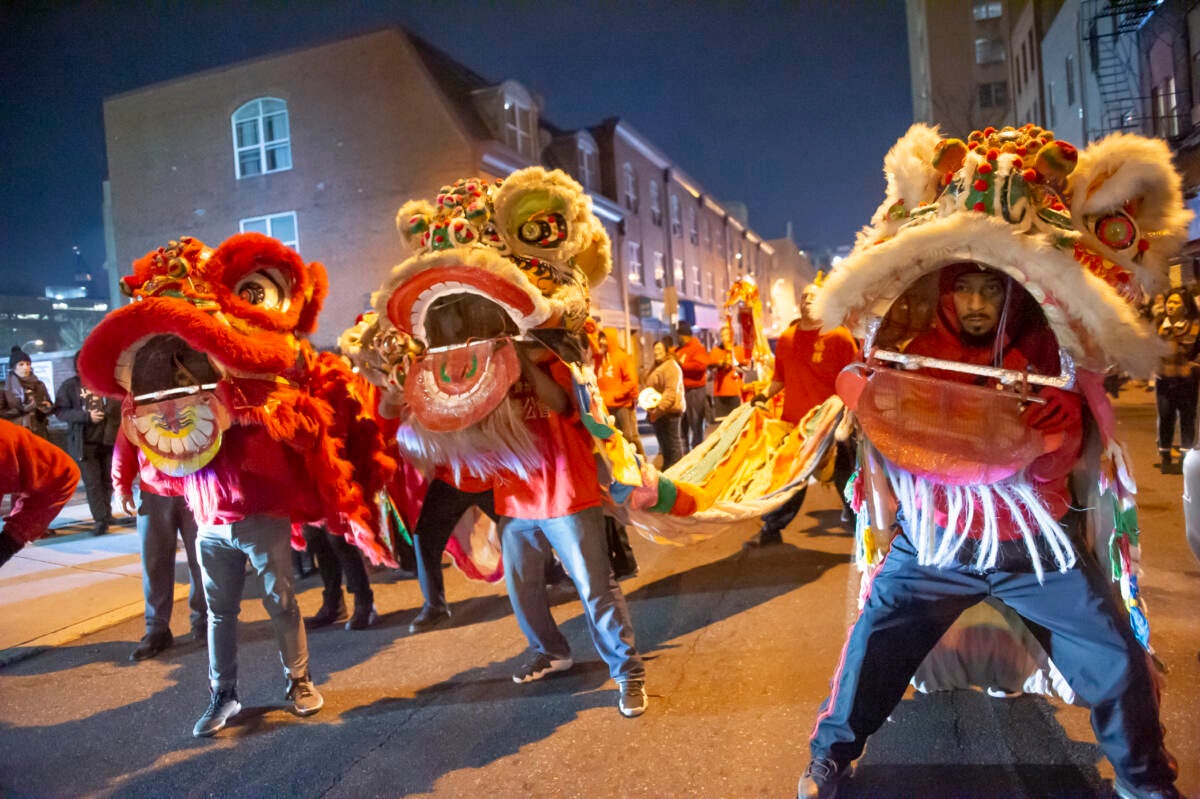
(978, 163), (993, 174)
(1137, 238), (1151, 252)
(1022, 168), (1038, 182)
(973, 179), (988, 192)
(973, 201), (987, 212)
(986, 149), (999, 161)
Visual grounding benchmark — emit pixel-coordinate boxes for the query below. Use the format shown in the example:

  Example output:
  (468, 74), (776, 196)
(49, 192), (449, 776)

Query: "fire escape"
(1081, 0), (1158, 140)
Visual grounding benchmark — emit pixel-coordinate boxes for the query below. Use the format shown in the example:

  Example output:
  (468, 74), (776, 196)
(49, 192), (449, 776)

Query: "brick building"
(102, 27), (781, 368)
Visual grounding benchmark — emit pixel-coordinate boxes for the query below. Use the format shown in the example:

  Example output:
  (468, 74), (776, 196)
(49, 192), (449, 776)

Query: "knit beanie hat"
(9, 346), (31, 370)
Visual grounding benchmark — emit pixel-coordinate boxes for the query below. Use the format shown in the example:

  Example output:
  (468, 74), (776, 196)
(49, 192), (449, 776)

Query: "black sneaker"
(286, 673), (324, 716)
(618, 679), (648, 717)
(304, 599), (347, 629)
(408, 605), (451, 634)
(90, 521), (109, 537)
(798, 757), (847, 799)
(183, 623), (207, 645)
(345, 602), (378, 631)
(130, 630), (173, 661)
(745, 529), (783, 549)
(193, 687), (241, 737)
(512, 651), (574, 683)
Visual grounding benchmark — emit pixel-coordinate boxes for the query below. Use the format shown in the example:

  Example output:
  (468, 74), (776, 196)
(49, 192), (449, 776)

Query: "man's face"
(597, 336), (609, 356)
(799, 287), (819, 326)
(952, 271), (1006, 337)
(1165, 294), (1185, 319)
(14, 361), (31, 378)
(653, 342), (667, 363)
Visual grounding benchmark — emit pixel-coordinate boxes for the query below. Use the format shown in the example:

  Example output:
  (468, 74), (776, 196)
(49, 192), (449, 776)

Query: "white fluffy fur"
(872, 124), (944, 227)
(493, 166), (613, 287)
(371, 247), (556, 336)
(1069, 132), (1193, 284)
(816, 213), (1167, 377)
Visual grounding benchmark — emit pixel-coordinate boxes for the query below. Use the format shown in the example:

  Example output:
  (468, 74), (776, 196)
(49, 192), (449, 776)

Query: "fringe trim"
(888, 467), (1077, 583)
(395, 396), (542, 482)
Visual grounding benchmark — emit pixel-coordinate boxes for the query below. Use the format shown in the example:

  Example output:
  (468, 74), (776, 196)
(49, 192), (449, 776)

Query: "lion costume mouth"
(118, 334), (231, 476)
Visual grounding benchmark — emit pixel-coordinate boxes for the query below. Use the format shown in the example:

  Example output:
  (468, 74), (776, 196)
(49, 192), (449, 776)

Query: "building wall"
(1010, 1), (1044, 124)
(908, 0), (1016, 136)
(1041, 0), (1089, 143)
(103, 29), (479, 346)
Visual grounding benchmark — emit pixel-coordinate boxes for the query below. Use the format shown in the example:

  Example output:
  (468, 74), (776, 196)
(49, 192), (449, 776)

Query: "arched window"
(649, 181), (661, 226)
(669, 194), (681, 237)
(232, 98), (292, 179)
(499, 81), (537, 160)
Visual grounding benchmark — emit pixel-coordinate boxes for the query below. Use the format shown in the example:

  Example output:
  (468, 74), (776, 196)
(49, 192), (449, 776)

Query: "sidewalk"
(0, 487), (188, 667)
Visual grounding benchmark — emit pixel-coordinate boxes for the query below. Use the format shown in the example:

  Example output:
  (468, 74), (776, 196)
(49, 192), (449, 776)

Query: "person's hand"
(120, 493), (137, 516)
(1022, 388), (1080, 434)
(750, 392), (769, 408)
(89, 408), (105, 423)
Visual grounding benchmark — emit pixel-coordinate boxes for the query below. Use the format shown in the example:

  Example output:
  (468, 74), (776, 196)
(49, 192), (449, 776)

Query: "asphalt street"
(1, 391), (1197, 798)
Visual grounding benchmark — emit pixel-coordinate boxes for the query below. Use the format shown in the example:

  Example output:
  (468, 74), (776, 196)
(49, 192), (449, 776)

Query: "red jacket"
(674, 338), (710, 390)
(1, 418), (80, 546)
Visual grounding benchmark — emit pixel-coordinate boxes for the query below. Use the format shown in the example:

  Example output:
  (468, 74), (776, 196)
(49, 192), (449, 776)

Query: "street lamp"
(22, 339), (45, 353)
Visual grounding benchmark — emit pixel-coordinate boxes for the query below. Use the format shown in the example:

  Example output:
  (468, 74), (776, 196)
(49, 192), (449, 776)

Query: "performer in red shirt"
(0, 418), (80, 568)
(749, 284), (858, 546)
(674, 321), (711, 451)
(709, 324), (744, 420)
(495, 341), (648, 717)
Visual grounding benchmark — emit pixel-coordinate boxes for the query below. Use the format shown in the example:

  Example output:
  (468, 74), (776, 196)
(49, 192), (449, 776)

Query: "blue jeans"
(139, 492), (205, 635)
(500, 505), (644, 682)
(197, 515), (308, 691)
(809, 530), (1176, 790)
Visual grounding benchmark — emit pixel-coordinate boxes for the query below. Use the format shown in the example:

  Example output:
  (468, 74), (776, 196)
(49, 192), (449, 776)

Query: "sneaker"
(798, 757), (848, 799)
(745, 529), (783, 549)
(408, 605), (451, 634)
(90, 521), (109, 537)
(613, 567), (640, 581)
(1112, 777), (1182, 799)
(618, 679), (648, 717)
(345, 602), (378, 631)
(130, 630), (173, 661)
(286, 673), (324, 716)
(512, 651), (574, 683)
(304, 599), (347, 630)
(985, 686), (1023, 699)
(192, 688), (241, 737)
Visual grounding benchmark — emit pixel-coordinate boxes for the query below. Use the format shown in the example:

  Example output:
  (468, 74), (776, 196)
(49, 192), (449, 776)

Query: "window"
(623, 163), (638, 212)
(653, 251), (665, 288)
(972, 1), (1001, 20)
(689, 264), (700, 296)
(979, 81), (1007, 109)
(689, 208), (699, 245)
(500, 83), (537, 160)
(1048, 82), (1057, 127)
(673, 257), (684, 287)
(577, 139), (597, 190)
(703, 270), (714, 301)
(1153, 76), (1180, 138)
(704, 218), (712, 249)
(232, 98), (292, 179)
(975, 38), (1005, 65)
(627, 241), (643, 286)
(669, 194), (681, 237)
(649, 181), (662, 226)
(1065, 55), (1076, 106)
(240, 211), (298, 249)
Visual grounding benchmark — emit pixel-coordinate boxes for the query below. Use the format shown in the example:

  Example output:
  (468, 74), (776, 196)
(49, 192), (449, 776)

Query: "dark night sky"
(0, 1), (911, 296)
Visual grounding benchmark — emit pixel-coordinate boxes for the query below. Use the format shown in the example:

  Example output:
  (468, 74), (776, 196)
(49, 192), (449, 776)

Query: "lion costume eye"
(1092, 212), (1137, 252)
(517, 213), (567, 248)
(234, 269), (291, 311)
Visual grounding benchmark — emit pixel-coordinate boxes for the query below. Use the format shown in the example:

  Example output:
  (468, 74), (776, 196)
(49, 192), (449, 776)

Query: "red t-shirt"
(432, 463), (492, 494)
(492, 360), (602, 519)
(772, 324), (859, 424)
(709, 346), (743, 398)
